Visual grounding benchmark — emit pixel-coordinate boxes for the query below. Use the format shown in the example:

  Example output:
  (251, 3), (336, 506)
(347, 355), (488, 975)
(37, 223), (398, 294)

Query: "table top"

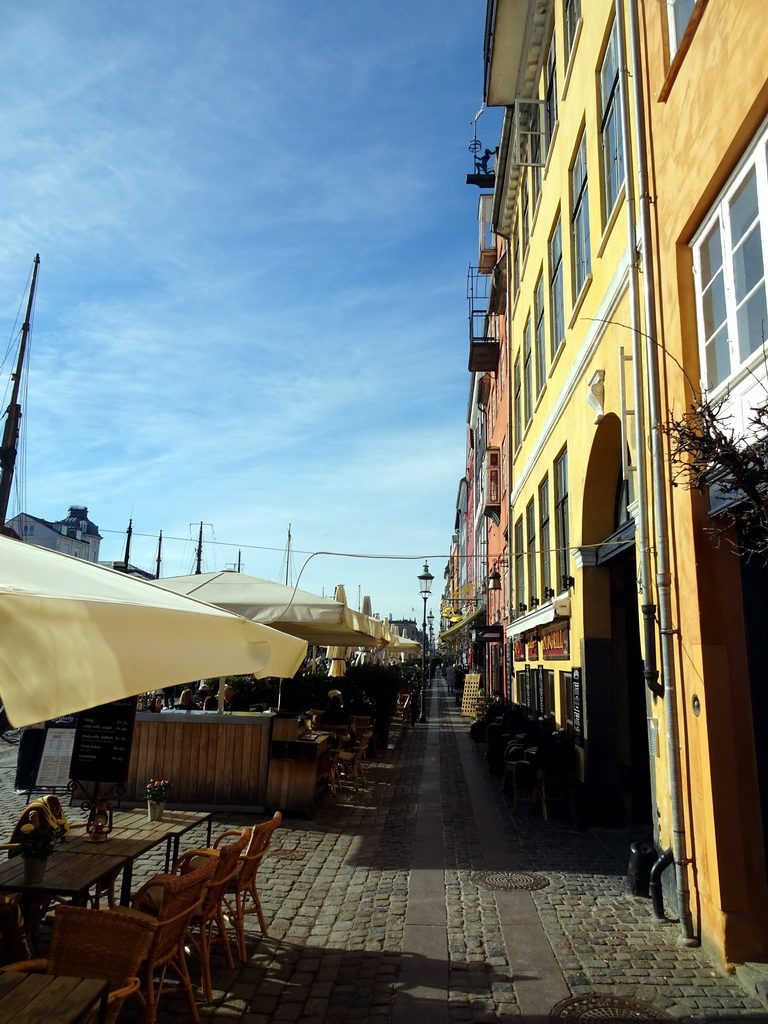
(0, 850), (129, 898)
(0, 970), (108, 1024)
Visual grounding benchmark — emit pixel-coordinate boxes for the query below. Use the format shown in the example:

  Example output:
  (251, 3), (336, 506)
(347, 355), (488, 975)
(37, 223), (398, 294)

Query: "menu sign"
(535, 666), (545, 718)
(571, 668), (584, 747)
(70, 697), (137, 783)
(523, 665), (532, 709)
(36, 717), (78, 788)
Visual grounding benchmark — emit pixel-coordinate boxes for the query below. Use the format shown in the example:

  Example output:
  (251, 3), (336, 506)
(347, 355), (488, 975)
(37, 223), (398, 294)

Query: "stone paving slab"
(0, 684), (766, 1023)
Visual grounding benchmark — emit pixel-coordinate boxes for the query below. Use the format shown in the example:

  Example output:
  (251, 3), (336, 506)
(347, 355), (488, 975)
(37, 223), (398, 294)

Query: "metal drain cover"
(469, 870), (550, 891)
(270, 849), (305, 860)
(550, 994), (674, 1020)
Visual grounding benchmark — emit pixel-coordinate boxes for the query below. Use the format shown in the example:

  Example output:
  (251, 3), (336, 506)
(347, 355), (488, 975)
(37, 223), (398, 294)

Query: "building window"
(565, 0), (582, 63)
(523, 316), (533, 427)
(513, 232), (521, 297)
(571, 131), (591, 295)
(515, 517), (525, 613)
(692, 126), (768, 402)
(539, 475), (552, 597)
(23, 523), (35, 536)
(522, 176), (530, 256)
(514, 355), (522, 450)
(526, 500), (537, 605)
(534, 275), (546, 396)
(600, 19), (624, 216)
(667, 0), (696, 57)
(555, 448), (570, 590)
(549, 216), (565, 357)
(545, 32), (557, 150)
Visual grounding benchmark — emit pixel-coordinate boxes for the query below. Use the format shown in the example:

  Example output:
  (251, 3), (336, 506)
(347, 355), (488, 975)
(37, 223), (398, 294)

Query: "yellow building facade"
(480, 0), (768, 969)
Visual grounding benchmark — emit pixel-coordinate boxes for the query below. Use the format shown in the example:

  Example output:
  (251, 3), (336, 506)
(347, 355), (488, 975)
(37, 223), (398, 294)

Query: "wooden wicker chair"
(1, 904), (157, 1024)
(336, 739), (368, 791)
(215, 812), (282, 962)
(184, 830), (250, 1002)
(116, 848), (219, 1023)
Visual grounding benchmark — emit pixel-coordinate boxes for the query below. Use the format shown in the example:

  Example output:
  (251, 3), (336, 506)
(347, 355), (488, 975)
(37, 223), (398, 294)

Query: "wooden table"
(0, 851), (129, 954)
(65, 809), (213, 905)
(0, 970), (108, 1024)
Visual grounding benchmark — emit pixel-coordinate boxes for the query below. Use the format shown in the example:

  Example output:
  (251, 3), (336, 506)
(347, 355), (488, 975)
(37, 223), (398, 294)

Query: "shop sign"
(474, 624), (504, 642)
(527, 636), (539, 660)
(513, 639), (526, 662)
(542, 624), (569, 660)
(572, 667), (583, 747)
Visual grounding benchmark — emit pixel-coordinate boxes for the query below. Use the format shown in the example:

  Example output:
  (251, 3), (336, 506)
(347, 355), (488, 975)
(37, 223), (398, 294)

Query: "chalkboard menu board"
(70, 697), (137, 783)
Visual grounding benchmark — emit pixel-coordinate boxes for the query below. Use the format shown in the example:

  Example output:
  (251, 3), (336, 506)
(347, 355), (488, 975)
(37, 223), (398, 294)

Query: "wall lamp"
(487, 569), (502, 591)
(530, 596), (540, 609)
(543, 587), (555, 600)
(562, 575), (575, 590)
(518, 602), (527, 615)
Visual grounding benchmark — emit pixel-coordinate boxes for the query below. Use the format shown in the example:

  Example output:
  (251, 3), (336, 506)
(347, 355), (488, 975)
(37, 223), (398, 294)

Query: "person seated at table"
(348, 689), (375, 722)
(149, 695), (163, 713)
(203, 695), (218, 711)
(176, 688), (197, 710)
(319, 690), (350, 726)
(194, 684), (212, 707)
(223, 684), (250, 712)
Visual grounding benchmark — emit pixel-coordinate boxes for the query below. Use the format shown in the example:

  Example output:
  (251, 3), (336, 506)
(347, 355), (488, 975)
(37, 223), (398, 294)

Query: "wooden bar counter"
(126, 711), (273, 809)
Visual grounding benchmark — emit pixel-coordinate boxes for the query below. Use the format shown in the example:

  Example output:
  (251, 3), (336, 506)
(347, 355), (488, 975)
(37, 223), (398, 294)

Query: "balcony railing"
(467, 266), (499, 372)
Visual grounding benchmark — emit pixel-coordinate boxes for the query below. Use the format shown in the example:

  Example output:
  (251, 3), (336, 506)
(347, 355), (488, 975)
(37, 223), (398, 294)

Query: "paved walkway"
(1, 679), (767, 1022)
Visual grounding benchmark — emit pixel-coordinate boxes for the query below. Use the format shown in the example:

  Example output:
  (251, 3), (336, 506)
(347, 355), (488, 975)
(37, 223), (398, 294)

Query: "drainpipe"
(625, 0), (696, 945)
(614, 0), (660, 710)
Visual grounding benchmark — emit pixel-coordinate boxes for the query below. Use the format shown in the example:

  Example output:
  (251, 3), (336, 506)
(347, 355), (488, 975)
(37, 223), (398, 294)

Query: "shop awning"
(505, 596), (571, 640)
(438, 607), (485, 641)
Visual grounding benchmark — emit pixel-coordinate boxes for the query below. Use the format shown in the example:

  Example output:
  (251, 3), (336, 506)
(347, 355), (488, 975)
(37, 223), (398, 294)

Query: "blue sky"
(0, 1), (499, 621)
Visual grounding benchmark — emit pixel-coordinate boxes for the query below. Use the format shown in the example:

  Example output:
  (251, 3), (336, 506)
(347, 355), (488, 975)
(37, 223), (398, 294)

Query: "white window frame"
(667, 0), (696, 58)
(549, 216), (565, 358)
(691, 121), (768, 438)
(571, 131), (591, 297)
(600, 19), (624, 218)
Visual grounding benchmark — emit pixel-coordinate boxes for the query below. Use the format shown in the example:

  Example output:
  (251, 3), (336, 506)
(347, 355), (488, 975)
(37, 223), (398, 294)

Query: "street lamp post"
(417, 561), (434, 723)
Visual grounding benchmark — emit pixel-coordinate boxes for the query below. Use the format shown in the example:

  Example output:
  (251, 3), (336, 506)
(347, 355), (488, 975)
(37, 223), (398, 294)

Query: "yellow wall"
(638, 0), (768, 965)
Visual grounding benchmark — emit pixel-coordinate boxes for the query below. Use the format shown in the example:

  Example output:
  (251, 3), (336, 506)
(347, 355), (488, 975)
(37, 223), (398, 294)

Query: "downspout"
(626, 0), (696, 945)
(614, 0), (659, 713)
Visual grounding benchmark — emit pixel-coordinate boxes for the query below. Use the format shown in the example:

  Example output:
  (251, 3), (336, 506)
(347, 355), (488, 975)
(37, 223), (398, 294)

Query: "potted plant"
(16, 810), (67, 884)
(141, 778), (171, 821)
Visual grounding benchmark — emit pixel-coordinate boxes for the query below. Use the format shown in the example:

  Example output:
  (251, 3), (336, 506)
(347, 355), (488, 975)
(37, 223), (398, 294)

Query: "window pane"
(701, 272), (727, 338)
(704, 324), (730, 389)
(732, 224), (764, 302)
(729, 170), (759, 247)
(699, 222), (723, 285)
(737, 287), (768, 361)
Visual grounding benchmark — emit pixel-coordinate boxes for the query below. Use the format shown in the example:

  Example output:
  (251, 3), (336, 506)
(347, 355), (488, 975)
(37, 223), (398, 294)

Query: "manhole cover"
(270, 849), (305, 861)
(469, 870), (550, 891)
(550, 994), (674, 1020)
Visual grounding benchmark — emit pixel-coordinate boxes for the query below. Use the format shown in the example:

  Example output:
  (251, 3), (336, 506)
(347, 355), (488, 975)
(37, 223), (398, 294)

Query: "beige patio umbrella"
(326, 584), (352, 679)
(0, 536), (307, 727)
(151, 570), (386, 647)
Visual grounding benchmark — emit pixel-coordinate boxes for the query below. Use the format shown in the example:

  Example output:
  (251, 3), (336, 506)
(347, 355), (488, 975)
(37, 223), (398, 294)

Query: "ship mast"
(0, 255), (40, 528)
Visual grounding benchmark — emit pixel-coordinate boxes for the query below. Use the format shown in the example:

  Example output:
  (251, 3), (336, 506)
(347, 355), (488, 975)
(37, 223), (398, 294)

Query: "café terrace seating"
(215, 812), (282, 962)
(1, 903), (157, 1024)
(183, 829), (250, 1003)
(115, 848), (219, 1023)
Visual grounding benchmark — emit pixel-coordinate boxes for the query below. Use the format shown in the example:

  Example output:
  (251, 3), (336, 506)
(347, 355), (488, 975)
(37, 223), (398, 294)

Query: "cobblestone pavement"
(1, 681), (766, 1023)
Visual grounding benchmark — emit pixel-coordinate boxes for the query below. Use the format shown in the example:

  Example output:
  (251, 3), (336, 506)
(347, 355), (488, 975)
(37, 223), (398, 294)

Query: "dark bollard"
(627, 840), (656, 897)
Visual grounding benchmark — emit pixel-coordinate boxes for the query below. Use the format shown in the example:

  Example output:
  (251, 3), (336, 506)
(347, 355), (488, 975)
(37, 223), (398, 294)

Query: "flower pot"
(23, 858), (46, 885)
(147, 801), (166, 822)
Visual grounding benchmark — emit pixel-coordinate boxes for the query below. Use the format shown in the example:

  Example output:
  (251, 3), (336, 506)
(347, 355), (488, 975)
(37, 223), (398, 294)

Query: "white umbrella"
(0, 536), (307, 727)
(151, 570), (386, 648)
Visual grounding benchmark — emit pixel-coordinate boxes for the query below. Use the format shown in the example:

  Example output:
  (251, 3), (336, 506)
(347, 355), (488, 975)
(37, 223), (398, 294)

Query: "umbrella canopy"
(383, 624), (421, 657)
(0, 537), (307, 727)
(327, 584), (351, 679)
(151, 570), (386, 648)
